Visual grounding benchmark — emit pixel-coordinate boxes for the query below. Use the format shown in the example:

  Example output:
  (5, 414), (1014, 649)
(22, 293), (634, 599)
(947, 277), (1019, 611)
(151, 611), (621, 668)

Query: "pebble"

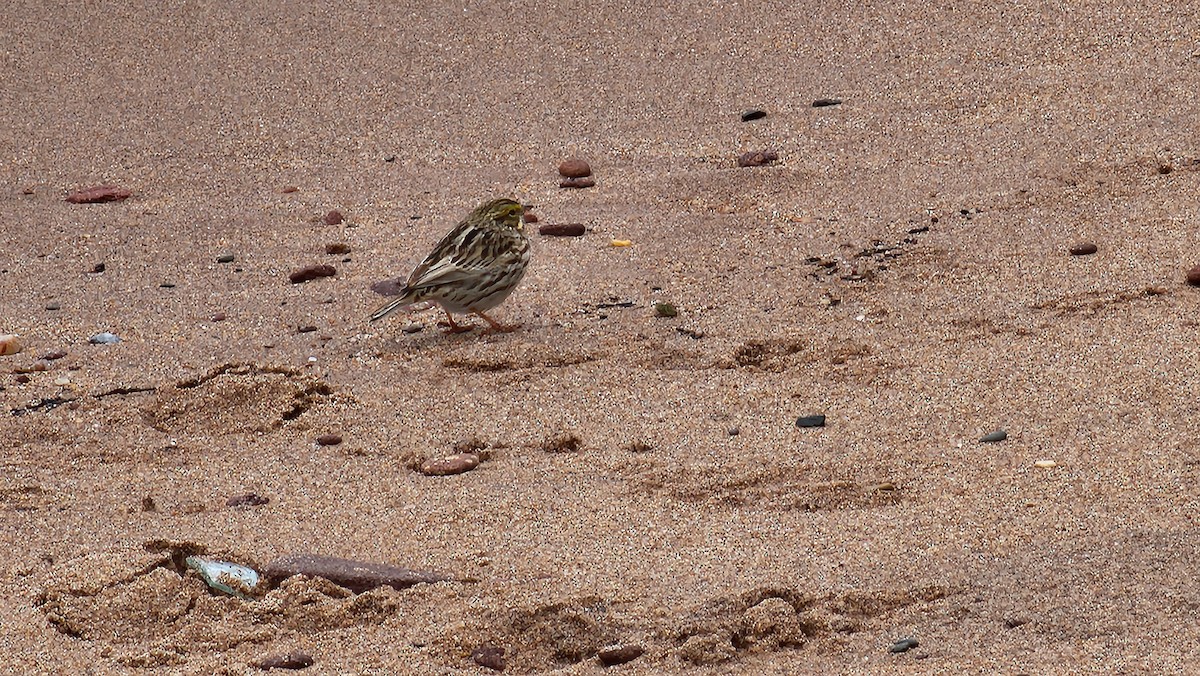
(90, 262), (106, 274)
(42, 349), (67, 361)
(472, 645), (506, 671)
(141, 496), (157, 512)
(560, 176), (595, 189)
(297, 325), (317, 333)
(325, 242), (350, 255)
(159, 282), (175, 289)
(1034, 459), (1057, 468)
(15, 374), (30, 384)
(226, 493), (270, 507)
(316, 433), (342, 446)
(740, 109), (767, 122)
(288, 264), (336, 284)
(1069, 242), (1098, 256)
(610, 239), (632, 247)
(281, 186), (299, 194)
(253, 651), (315, 670)
(795, 414), (826, 428)
(558, 158), (592, 178)
(88, 332), (120, 345)
(65, 185), (132, 203)
(370, 278), (406, 296)
(812, 98), (843, 107)
(264, 553), (447, 593)
(522, 210), (539, 223)
(53, 376), (70, 386)
(598, 644), (645, 666)
(654, 302), (678, 318)
(0, 334), (23, 356)
(15, 361), (47, 373)
(890, 637), (919, 653)
(210, 312), (227, 322)
(45, 302), (61, 311)
(738, 150), (779, 167)
(1187, 265), (1200, 286)
(322, 210), (344, 225)
(728, 427), (740, 436)
(980, 429), (1008, 443)
(538, 223), (586, 237)
(216, 253), (235, 264)
(402, 323), (424, 334)
(420, 453), (480, 476)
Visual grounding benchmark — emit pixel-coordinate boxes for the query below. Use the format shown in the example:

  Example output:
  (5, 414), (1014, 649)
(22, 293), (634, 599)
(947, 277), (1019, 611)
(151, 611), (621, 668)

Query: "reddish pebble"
(15, 374), (30, 384)
(210, 312), (227, 322)
(1188, 265), (1200, 286)
(322, 210), (343, 225)
(316, 433), (342, 446)
(522, 210), (539, 223)
(598, 644), (645, 666)
(325, 242), (351, 255)
(558, 158), (592, 178)
(65, 185), (131, 204)
(281, 186), (298, 194)
(420, 453), (480, 476)
(472, 645), (506, 671)
(253, 651), (315, 670)
(42, 350), (68, 361)
(738, 150), (779, 167)
(1069, 242), (1098, 256)
(289, 264), (336, 284)
(226, 493), (270, 507)
(538, 223), (586, 237)
(559, 177), (595, 189)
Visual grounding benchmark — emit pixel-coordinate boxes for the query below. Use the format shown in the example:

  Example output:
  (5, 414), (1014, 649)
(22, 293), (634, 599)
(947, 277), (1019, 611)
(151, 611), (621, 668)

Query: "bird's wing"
(404, 224), (508, 290)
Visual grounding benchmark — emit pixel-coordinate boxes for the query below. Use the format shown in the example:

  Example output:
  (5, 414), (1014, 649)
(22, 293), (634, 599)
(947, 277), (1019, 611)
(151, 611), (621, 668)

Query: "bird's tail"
(368, 296), (413, 322)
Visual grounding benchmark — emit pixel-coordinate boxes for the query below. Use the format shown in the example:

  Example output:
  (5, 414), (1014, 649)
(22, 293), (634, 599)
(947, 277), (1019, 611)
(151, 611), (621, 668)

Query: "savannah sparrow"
(369, 198), (531, 333)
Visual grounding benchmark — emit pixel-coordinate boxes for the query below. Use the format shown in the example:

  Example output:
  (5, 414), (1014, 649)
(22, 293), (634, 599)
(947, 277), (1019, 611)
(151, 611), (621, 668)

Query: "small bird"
(369, 197), (531, 333)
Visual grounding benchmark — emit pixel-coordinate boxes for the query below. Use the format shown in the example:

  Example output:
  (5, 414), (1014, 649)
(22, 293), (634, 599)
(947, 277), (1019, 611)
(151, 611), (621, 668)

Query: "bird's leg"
(473, 309), (519, 334)
(440, 309), (473, 334)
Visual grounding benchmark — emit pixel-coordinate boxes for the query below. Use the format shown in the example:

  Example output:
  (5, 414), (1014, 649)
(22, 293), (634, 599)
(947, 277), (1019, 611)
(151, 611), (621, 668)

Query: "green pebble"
(654, 302), (678, 318)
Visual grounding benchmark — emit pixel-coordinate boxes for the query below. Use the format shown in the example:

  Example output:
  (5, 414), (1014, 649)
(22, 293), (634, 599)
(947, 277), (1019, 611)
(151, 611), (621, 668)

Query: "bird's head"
(479, 198), (526, 231)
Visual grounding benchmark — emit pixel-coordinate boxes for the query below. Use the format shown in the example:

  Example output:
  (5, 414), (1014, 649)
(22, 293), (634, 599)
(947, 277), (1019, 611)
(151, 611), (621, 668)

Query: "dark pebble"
(795, 414), (826, 428)
(558, 158), (592, 178)
(281, 186), (299, 194)
(65, 185), (132, 203)
(90, 262), (106, 274)
(728, 427), (740, 436)
(322, 210), (343, 225)
(216, 253), (235, 264)
(740, 109), (767, 122)
(42, 350), (68, 361)
(1158, 164), (1173, 175)
(297, 325), (317, 333)
(210, 312), (227, 322)
(812, 98), (843, 107)
(472, 645), (506, 671)
(420, 453), (480, 476)
(325, 242), (351, 255)
(522, 210), (539, 223)
(264, 553), (448, 593)
(226, 493), (270, 508)
(15, 374), (30, 384)
(598, 644), (645, 666)
(1069, 242), (1098, 256)
(254, 651), (315, 670)
(370, 278), (406, 296)
(890, 638), (919, 653)
(316, 433), (342, 446)
(45, 303), (61, 311)
(980, 429), (1008, 443)
(159, 282), (175, 289)
(141, 496), (157, 512)
(738, 150), (779, 167)
(1187, 265), (1200, 286)
(560, 177), (595, 189)
(538, 223), (586, 237)
(654, 302), (678, 318)
(288, 264), (336, 284)
(402, 323), (424, 334)
(384, 155), (396, 162)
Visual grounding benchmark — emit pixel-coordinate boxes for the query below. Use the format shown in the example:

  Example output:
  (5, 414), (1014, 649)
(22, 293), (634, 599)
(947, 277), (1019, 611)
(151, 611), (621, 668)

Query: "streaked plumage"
(369, 198), (531, 333)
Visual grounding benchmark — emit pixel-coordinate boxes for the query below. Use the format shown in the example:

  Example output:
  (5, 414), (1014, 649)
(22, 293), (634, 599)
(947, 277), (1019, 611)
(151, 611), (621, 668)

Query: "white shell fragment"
(185, 555), (262, 599)
(88, 332), (120, 345)
(1034, 460), (1058, 469)
(0, 334), (22, 356)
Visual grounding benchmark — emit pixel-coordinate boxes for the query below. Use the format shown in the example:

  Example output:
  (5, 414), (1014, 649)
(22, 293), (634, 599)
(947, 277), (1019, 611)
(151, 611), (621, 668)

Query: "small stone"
(52, 376), (70, 386)
(316, 433), (342, 446)
(281, 186), (299, 194)
(45, 303), (61, 311)
(65, 185), (131, 203)
(890, 637), (919, 653)
(598, 644), (645, 666)
(216, 253), (235, 263)
(420, 453), (480, 476)
(226, 493), (270, 507)
(812, 98), (843, 107)
(90, 262), (106, 274)
(370, 278), (406, 296)
(288, 264), (336, 284)
(472, 645), (506, 671)
(795, 414), (826, 428)
(560, 176), (595, 189)
(253, 651), (315, 670)
(159, 282), (176, 289)
(402, 323), (424, 334)
(42, 350), (67, 361)
(1158, 164), (1173, 175)
(325, 242), (351, 255)
(210, 312), (227, 322)
(538, 223), (586, 237)
(1034, 459), (1057, 468)
(322, 210), (343, 225)
(297, 325), (317, 333)
(88, 332), (120, 345)
(654, 302), (678, 318)
(1069, 242), (1098, 256)
(740, 109), (767, 122)
(0, 334), (23, 356)
(558, 158), (592, 178)
(15, 374), (30, 384)
(610, 239), (632, 247)
(522, 210), (539, 223)
(980, 429), (1008, 443)
(738, 150), (779, 167)
(264, 553), (447, 593)
(728, 427), (740, 436)
(1187, 265), (1200, 286)
(141, 496), (157, 512)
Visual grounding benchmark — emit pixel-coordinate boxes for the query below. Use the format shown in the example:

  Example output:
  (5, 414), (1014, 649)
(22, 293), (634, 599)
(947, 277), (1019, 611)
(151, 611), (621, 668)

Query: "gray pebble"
(795, 414), (826, 428)
(88, 332), (120, 345)
(45, 302), (61, 311)
(890, 637), (919, 653)
(980, 429), (1008, 443)
(216, 253), (235, 264)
